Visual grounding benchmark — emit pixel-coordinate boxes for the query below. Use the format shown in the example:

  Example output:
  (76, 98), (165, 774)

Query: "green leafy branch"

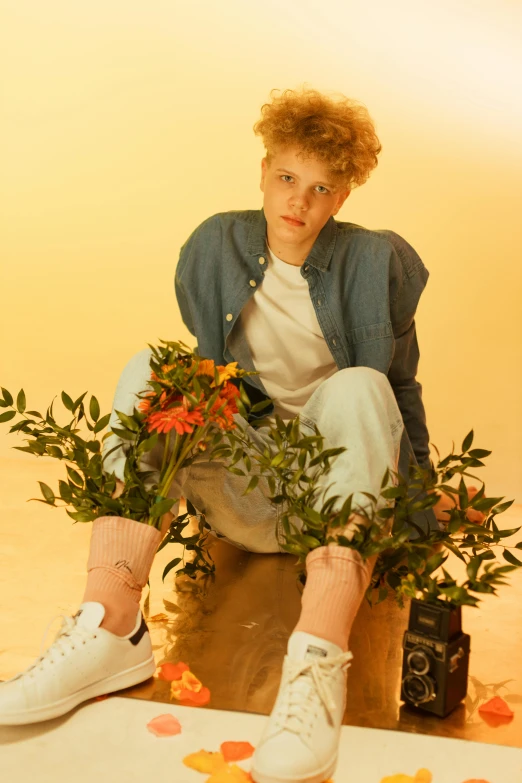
(205, 391), (520, 609)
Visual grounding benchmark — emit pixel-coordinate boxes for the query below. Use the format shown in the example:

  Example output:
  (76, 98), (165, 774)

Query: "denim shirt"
(175, 207), (440, 535)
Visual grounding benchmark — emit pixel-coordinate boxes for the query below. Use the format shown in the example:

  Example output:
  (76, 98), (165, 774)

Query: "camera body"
(401, 598), (470, 717)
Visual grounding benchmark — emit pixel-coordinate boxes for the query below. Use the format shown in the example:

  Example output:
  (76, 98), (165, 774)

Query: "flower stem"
(160, 430), (172, 477)
(146, 422), (213, 527)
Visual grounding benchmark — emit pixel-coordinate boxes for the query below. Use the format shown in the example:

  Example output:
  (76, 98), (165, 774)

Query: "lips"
(282, 216), (305, 226)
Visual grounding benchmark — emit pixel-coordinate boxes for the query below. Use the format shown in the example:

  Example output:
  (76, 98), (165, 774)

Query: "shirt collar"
(247, 207), (337, 272)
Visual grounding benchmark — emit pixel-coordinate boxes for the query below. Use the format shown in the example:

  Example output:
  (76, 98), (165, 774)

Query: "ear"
(333, 189), (351, 214)
(260, 157), (267, 191)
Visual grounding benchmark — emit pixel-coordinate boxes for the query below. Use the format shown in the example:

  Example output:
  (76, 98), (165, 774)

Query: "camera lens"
(403, 673), (436, 705)
(407, 646), (431, 675)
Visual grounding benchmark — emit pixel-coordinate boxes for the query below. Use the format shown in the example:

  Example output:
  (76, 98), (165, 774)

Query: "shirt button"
(304, 265), (309, 272)
(332, 338), (337, 346)
(317, 298), (322, 306)
(249, 280), (257, 287)
(259, 257), (266, 265)
(226, 313), (233, 321)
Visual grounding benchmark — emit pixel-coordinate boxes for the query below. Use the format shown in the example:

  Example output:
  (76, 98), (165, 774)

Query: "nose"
(291, 191), (309, 211)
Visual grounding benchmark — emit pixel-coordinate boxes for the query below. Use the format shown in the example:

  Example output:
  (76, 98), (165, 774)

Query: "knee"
(112, 347), (157, 412)
(117, 346), (155, 388)
(123, 346), (155, 375)
(329, 366), (390, 395)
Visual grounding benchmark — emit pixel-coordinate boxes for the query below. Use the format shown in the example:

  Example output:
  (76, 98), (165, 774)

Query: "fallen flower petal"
(181, 669), (203, 692)
(460, 779), (492, 783)
(479, 710), (514, 729)
(478, 696), (514, 717)
(148, 613), (169, 622)
(207, 764), (253, 782)
(183, 750), (226, 773)
(146, 713), (182, 737)
(177, 686), (211, 706)
(158, 661), (190, 681)
(220, 741), (255, 762)
(170, 681), (184, 700)
(380, 771), (432, 783)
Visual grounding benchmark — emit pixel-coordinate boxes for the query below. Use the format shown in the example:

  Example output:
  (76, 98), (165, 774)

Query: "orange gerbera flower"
(221, 381), (241, 404)
(209, 399), (233, 429)
(194, 359), (216, 378)
(208, 382), (240, 429)
(146, 405), (205, 435)
(139, 389), (183, 415)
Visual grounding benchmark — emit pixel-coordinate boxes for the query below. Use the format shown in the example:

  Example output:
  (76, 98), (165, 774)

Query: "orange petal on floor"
(460, 779), (492, 783)
(207, 764), (253, 782)
(177, 686), (211, 706)
(220, 741), (255, 762)
(379, 772), (431, 783)
(170, 681), (184, 700)
(148, 613), (169, 622)
(380, 773), (432, 783)
(94, 694), (109, 701)
(181, 669), (203, 692)
(158, 661), (190, 681)
(146, 713), (182, 737)
(478, 696), (514, 717)
(183, 750), (226, 773)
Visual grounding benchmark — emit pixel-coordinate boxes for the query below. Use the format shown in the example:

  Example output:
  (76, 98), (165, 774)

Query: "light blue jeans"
(101, 348), (405, 554)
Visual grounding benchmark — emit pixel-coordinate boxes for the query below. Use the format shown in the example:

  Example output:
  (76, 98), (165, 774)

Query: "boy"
(0, 86), (481, 783)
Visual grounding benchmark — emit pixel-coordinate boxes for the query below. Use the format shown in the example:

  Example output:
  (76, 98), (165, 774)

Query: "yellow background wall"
(2, 1), (521, 502)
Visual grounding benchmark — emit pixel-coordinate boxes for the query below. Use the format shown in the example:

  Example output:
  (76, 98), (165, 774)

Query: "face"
(260, 146), (351, 265)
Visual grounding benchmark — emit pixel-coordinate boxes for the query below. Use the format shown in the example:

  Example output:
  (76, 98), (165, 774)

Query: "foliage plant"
(0, 340), (261, 580)
(2, 347), (520, 603)
(211, 401), (522, 609)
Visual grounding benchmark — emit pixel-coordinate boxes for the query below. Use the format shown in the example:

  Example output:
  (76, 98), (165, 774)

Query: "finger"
(466, 510), (485, 525)
(111, 480), (125, 499)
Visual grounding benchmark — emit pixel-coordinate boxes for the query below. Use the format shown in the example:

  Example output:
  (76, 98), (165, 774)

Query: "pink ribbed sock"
(293, 544), (377, 651)
(82, 516), (162, 636)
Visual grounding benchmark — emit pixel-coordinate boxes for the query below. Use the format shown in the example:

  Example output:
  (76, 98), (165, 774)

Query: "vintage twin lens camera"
(401, 598), (471, 717)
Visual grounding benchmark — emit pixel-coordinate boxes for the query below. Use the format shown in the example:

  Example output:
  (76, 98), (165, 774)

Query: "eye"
(280, 175), (329, 194)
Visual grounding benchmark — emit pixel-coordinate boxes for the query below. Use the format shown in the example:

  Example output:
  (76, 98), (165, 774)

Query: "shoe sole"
(251, 756), (337, 783)
(0, 654), (157, 725)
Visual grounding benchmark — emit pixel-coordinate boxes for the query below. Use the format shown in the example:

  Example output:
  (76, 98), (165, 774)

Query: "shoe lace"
(24, 614), (97, 676)
(274, 651), (353, 735)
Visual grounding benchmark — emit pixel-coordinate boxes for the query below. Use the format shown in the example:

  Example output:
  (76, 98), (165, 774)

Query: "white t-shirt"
(239, 242), (338, 420)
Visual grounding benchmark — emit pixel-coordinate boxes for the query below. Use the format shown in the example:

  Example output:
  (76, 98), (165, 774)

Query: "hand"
(111, 479), (126, 499)
(111, 478), (175, 536)
(432, 484), (486, 528)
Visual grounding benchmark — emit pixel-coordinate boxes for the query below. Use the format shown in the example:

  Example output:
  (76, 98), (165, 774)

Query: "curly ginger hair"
(253, 85), (382, 191)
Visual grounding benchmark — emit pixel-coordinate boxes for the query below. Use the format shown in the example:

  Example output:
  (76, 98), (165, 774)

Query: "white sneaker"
(0, 601), (156, 725)
(251, 631), (353, 783)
